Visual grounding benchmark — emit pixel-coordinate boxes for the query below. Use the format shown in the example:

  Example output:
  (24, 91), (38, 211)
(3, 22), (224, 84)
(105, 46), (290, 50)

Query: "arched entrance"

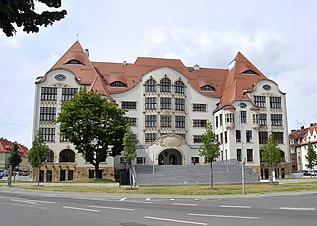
(158, 149), (182, 165)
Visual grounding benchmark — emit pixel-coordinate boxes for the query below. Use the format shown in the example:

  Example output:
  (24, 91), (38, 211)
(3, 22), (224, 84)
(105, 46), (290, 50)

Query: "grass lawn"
(13, 181), (317, 196)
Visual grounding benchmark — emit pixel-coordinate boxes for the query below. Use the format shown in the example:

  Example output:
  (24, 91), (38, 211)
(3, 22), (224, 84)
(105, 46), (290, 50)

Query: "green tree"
(262, 132), (280, 182)
(56, 88), (127, 179)
(198, 122), (220, 188)
(0, 0), (67, 37)
(122, 127), (138, 188)
(29, 131), (49, 186)
(8, 142), (22, 182)
(305, 142), (317, 177)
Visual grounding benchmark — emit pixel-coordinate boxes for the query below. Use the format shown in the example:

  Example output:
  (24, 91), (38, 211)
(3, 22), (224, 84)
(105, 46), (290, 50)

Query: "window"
(121, 101), (137, 109)
(246, 130), (252, 142)
(273, 132), (284, 144)
(160, 115), (171, 128)
(240, 111), (247, 123)
(271, 114), (283, 126)
(259, 114), (267, 126)
(280, 150), (285, 162)
(145, 79), (156, 92)
(259, 131), (268, 144)
(254, 96), (266, 108)
(41, 87), (57, 101)
(145, 115), (157, 127)
(66, 59), (82, 64)
(242, 70), (258, 75)
(46, 170), (52, 182)
(193, 119), (207, 127)
(110, 81), (126, 87)
(160, 78), (171, 93)
(236, 130), (241, 142)
(219, 114), (223, 126)
(193, 104), (207, 112)
(60, 134), (69, 142)
(62, 88), (78, 101)
(39, 128), (55, 141)
(201, 85), (215, 91)
(252, 113), (259, 124)
(145, 133), (157, 142)
(260, 150), (264, 162)
(237, 149), (242, 162)
(270, 97), (281, 108)
(120, 157), (126, 163)
(127, 117), (137, 126)
(247, 149), (253, 162)
(59, 149), (75, 162)
(220, 133), (223, 144)
(160, 97), (171, 110)
(193, 135), (202, 143)
(40, 107), (56, 121)
(46, 150), (54, 163)
(137, 157), (145, 164)
(145, 97), (157, 109)
(131, 134), (138, 142)
(175, 116), (185, 128)
(225, 113), (234, 123)
(224, 131), (228, 143)
(177, 133), (186, 139)
(174, 81), (185, 94)
(175, 98), (185, 111)
(215, 116), (219, 127)
(191, 157), (199, 165)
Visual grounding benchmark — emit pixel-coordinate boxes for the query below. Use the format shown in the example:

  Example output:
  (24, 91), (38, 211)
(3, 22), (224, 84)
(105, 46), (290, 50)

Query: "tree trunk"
(129, 166), (132, 189)
(210, 161), (213, 189)
(95, 164), (101, 179)
(37, 167), (40, 186)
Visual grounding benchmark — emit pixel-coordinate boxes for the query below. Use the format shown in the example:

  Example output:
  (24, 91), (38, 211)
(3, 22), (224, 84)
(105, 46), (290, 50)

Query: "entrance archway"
(158, 149), (182, 165)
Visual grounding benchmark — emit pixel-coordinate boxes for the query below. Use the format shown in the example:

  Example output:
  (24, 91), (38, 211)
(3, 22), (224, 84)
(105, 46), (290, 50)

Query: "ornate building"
(32, 41), (289, 182)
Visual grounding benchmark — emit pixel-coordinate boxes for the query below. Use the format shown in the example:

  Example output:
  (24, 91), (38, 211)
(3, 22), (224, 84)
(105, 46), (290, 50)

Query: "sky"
(1, 0), (317, 148)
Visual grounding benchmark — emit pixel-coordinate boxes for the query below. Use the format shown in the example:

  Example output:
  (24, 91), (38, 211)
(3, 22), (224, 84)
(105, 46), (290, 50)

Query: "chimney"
(193, 64), (200, 71)
(310, 123), (317, 127)
(301, 126), (304, 130)
(85, 49), (89, 58)
(123, 61), (127, 65)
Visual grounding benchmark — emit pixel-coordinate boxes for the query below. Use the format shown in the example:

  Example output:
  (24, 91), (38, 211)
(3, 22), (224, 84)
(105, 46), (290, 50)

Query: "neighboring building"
(289, 123), (317, 171)
(32, 41), (289, 182)
(0, 138), (29, 172)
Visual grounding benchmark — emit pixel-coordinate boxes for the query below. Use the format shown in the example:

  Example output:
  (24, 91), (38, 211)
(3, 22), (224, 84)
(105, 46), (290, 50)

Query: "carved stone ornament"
(154, 134), (186, 147)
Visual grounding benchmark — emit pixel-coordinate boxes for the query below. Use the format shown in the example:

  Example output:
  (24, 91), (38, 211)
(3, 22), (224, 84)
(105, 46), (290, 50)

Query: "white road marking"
(128, 200), (153, 204)
(170, 198), (175, 200)
(172, 203), (198, 206)
(90, 205), (134, 211)
(28, 200), (56, 204)
(119, 197), (127, 201)
(146, 198), (151, 201)
(10, 199), (37, 205)
(62, 206), (100, 212)
(145, 216), (208, 225)
(278, 207), (315, 211)
(220, 205), (251, 209)
(188, 213), (259, 220)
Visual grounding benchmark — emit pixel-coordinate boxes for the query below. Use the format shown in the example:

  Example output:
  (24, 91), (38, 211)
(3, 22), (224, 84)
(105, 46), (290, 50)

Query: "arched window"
(280, 150), (285, 162)
(201, 85), (215, 91)
(160, 78), (171, 93)
(59, 149), (75, 163)
(46, 150), (54, 163)
(145, 79), (156, 92)
(174, 80), (185, 94)
(110, 81), (126, 87)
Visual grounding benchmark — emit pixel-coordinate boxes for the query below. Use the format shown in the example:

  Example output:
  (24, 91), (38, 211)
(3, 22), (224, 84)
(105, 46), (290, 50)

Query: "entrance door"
(158, 149), (182, 165)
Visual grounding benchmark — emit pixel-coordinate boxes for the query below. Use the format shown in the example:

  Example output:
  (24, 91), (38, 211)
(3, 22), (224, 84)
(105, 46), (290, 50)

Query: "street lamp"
(240, 89), (248, 195)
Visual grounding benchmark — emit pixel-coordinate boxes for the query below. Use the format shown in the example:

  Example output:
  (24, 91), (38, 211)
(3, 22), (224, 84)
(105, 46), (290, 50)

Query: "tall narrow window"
(237, 149), (242, 162)
(246, 130), (252, 142)
(175, 98), (185, 111)
(175, 116), (185, 128)
(240, 111), (247, 123)
(174, 80), (185, 94)
(145, 97), (157, 109)
(271, 114), (283, 126)
(270, 97), (281, 108)
(160, 98), (171, 110)
(259, 131), (268, 144)
(247, 149), (253, 162)
(259, 114), (267, 126)
(160, 115), (171, 128)
(160, 78), (171, 93)
(145, 115), (157, 127)
(236, 130), (241, 142)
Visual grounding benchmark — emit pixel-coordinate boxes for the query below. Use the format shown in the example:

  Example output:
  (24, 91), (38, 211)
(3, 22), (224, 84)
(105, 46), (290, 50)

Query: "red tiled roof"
(40, 41), (270, 107)
(0, 138), (29, 157)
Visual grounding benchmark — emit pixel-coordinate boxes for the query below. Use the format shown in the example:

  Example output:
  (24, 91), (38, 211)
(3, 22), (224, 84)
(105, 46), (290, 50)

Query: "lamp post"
(240, 90), (248, 195)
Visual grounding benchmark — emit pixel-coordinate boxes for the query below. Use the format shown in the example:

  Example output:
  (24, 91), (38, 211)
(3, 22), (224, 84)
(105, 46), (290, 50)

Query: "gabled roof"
(0, 138), (29, 157)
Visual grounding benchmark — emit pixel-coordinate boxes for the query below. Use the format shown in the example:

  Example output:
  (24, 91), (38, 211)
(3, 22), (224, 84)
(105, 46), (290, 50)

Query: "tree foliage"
(0, 0), (67, 37)
(56, 88), (127, 178)
(29, 130), (49, 185)
(8, 142), (22, 171)
(262, 132), (280, 181)
(305, 141), (317, 174)
(122, 127), (138, 188)
(198, 122), (220, 188)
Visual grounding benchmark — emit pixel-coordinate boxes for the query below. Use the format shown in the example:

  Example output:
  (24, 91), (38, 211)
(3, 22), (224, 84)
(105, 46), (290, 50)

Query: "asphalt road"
(0, 188), (317, 226)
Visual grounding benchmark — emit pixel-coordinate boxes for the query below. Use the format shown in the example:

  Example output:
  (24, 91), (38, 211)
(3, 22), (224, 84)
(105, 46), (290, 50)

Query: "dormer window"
(66, 59), (83, 65)
(110, 81), (126, 87)
(201, 85), (215, 91)
(241, 70), (258, 75)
